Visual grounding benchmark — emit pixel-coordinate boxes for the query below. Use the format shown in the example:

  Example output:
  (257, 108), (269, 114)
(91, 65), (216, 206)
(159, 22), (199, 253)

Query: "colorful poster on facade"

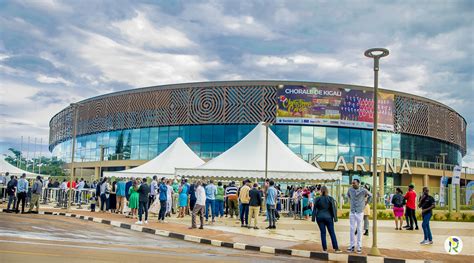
(452, 165), (462, 185)
(276, 85), (395, 131)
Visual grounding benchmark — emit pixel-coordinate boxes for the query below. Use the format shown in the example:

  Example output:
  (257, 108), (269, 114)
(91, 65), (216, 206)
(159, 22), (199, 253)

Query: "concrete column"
(423, 174), (429, 188)
(94, 166), (100, 180)
(379, 171), (384, 200)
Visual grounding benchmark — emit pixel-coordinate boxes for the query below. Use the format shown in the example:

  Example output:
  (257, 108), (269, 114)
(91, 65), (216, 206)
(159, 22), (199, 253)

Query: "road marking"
(0, 250), (63, 257)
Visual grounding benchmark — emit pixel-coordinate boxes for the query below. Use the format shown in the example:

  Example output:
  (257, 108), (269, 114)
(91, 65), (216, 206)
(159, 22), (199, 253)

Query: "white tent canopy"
(103, 138), (205, 178)
(1, 158), (47, 179)
(176, 123), (341, 182)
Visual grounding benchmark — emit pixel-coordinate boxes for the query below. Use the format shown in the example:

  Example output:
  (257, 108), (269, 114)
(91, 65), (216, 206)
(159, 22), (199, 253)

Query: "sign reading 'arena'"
(276, 85), (395, 131)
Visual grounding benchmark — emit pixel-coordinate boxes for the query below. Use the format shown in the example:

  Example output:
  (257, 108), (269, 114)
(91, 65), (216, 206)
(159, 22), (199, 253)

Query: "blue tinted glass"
(131, 145), (139, 159)
(392, 134), (401, 151)
(201, 143), (213, 153)
(148, 145), (158, 159)
(149, 127), (159, 144)
(288, 126), (301, 144)
(361, 130), (372, 148)
(159, 127), (169, 144)
(139, 145), (148, 159)
(180, 126), (189, 141)
(350, 146), (361, 157)
(272, 125), (288, 144)
(314, 145), (325, 157)
(189, 125), (201, 142)
(288, 144), (300, 155)
(213, 143), (225, 153)
(301, 126), (313, 144)
(350, 129), (361, 147)
(189, 143), (200, 154)
(338, 128), (350, 146)
(158, 143), (168, 154)
(301, 145), (313, 161)
(213, 125), (225, 142)
(326, 127), (338, 146)
(169, 126), (179, 143)
(238, 125), (252, 139)
(313, 127), (326, 145)
(382, 133), (391, 150)
(131, 129), (140, 145)
(224, 125), (238, 143)
(140, 128), (150, 145)
(201, 125), (213, 143)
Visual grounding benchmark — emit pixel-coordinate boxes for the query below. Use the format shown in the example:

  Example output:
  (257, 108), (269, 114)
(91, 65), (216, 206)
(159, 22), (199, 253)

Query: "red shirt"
(404, 190), (417, 209)
(67, 181), (77, 189)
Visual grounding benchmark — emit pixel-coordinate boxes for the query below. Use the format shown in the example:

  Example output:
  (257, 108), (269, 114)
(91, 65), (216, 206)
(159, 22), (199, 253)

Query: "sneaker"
(426, 241), (433, 245)
(135, 221), (142, 225)
(198, 226), (204, 229)
(322, 249), (327, 253)
(347, 247), (354, 253)
(356, 248), (362, 254)
(334, 249), (342, 254)
(265, 226), (272, 229)
(407, 227), (414, 230)
(420, 240), (428, 245)
(144, 221), (148, 224)
(403, 225), (410, 229)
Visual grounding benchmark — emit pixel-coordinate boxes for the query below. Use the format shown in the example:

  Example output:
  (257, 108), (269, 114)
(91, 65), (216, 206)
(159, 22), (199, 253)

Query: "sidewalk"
(3, 205), (473, 262)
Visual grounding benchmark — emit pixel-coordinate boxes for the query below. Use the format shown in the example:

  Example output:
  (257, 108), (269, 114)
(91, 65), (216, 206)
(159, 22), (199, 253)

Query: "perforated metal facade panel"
(49, 81), (466, 155)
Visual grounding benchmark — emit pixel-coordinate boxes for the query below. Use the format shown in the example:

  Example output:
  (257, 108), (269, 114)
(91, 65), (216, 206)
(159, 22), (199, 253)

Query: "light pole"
(262, 122), (272, 180)
(462, 166), (468, 187)
(67, 103), (80, 212)
(364, 47), (389, 257)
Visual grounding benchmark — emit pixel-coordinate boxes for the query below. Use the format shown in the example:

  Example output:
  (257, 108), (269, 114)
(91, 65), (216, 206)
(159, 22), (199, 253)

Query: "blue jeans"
(205, 199), (215, 220)
(215, 200), (224, 217)
(240, 204), (249, 225)
(422, 212), (432, 241)
(100, 194), (109, 211)
(267, 204), (276, 227)
(316, 217), (339, 250)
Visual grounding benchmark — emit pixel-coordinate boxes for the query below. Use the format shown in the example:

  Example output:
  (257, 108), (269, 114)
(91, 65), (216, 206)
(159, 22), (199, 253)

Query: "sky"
(0, 0), (473, 165)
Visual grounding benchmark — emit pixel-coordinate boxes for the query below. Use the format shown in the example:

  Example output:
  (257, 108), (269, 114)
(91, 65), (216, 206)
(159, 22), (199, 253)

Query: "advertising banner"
(276, 85), (394, 131)
(466, 181), (474, 205)
(452, 165), (462, 185)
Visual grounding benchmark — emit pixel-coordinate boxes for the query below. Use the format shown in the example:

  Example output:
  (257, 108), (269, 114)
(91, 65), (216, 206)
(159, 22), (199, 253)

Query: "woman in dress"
(128, 179), (140, 219)
(109, 180), (117, 213)
(177, 179), (189, 218)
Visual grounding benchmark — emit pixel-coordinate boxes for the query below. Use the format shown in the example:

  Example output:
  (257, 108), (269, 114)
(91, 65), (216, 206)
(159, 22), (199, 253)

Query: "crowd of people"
(1, 172), (437, 254)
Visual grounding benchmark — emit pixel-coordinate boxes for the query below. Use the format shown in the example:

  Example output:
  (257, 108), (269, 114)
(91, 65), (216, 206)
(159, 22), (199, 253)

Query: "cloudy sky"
(0, 0), (473, 165)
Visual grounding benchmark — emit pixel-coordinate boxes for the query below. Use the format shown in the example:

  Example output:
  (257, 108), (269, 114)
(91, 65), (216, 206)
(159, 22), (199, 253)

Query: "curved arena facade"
(49, 81), (467, 188)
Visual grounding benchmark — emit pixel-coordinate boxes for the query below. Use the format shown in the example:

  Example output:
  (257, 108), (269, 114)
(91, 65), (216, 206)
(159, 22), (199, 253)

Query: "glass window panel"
(361, 130), (372, 148)
(149, 127), (159, 144)
(213, 143), (225, 154)
(238, 125), (252, 140)
(288, 144), (300, 155)
(382, 133), (391, 150)
(326, 145), (337, 156)
(169, 126), (179, 143)
(301, 145), (313, 161)
(272, 125), (288, 144)
(313, 127), (326, 145)
(301, 126), (313, 144)
(180, 126), (189, 141)
(201, 125), (213, 143)
(158, 143), (168, 154)
(131, 145), (139, 160)
(314, 145), (326, 157)
(288, 126), (301, 144)
(213, 125), (225, 142)
(159, 127), (169, 144)
(148, 145), (158, 159)
(131, 129), (140, 145)
(350, 129), (361, 147)
(391, 134), (401, 151)
(326, 127), (338, 146)
(189, 125), (201, 143)
(140, 128), (150, 145)
(201, 143), (213, 153)
(189, 143), (200, 154)
(139, 145), (148, 160)
(338, 128), (350, 146)
(224, 125), (238, 143)
(350, 146), (361, 157)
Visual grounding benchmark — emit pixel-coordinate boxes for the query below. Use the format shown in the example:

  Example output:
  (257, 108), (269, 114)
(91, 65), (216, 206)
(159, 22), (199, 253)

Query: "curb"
(2, 209), (422, 263)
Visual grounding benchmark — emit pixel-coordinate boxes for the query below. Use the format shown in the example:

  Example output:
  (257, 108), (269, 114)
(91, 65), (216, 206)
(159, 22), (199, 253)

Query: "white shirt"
(195, 185), (206, 206)
(60, 182), (68, 190)
(166, 185), (172, 200)
(77, 181), (85, 190)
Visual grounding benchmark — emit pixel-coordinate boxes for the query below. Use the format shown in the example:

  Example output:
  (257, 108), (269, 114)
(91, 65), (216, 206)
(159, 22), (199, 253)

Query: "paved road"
(0, 213), (316, 263)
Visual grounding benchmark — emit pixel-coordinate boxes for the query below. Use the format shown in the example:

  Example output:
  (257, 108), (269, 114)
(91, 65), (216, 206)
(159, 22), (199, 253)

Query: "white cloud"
(36, 74), (73, 86)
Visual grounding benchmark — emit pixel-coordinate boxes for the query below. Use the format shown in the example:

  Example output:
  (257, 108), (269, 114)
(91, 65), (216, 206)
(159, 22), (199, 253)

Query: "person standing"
(363, 184), (371, 236)
(404, 184), (419, 230)
(149, 176), (158, 209)
(248, 183), (262, 229)
(391, 188), (405, 230)
(136, 177), (150, 224)
(177, 179), (189, 218)
(128, 179), (140, 219)
(158, 177), (168, 222)
(28, 176), (43, 213)
(109, 180), (117, 213)
(59, 179), (68, 208)
(190, 180), (206, 229)
(6, 174), (17, 212)
(166, 180), (173, 217)
(116, 178), (126, 214)
(99, 178), (110, 212)
(419, 187), (435, 245)
(205, 180), (217, 223)
(225, 181), (239, 218)
(215, 182), (225, 218)
(347, 179), (372, 254)
(15, 174), (28, 214)
(188, 182), (197, 212)
(266, 180), (278, 229)
(313, 186), (341, 253)
(76, 178), (85, 208)
(239, 180), (251, 227)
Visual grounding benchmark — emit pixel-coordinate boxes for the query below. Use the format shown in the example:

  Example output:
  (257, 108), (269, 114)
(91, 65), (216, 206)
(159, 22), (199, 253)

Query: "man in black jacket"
(136, 178), (150, 224)
(248, 183), (262, 229)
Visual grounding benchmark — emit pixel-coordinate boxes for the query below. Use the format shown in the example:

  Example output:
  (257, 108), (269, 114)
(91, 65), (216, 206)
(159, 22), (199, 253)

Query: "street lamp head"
(364, 48), (389, 58)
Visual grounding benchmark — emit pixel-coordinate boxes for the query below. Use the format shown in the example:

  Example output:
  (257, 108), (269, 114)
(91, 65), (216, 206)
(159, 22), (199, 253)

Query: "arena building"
(49, 81), (471, 193)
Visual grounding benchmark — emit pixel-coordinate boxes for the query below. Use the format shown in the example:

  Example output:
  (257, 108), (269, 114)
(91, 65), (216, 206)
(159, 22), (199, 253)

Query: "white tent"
(176, 123), (341, 182)
(103, 137), (205, 178)
(1, 158), (47, 179)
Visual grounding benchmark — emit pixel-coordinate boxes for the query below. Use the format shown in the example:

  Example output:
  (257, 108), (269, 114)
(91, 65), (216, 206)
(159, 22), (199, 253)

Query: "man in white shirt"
(76, 178), (85, 208)
(42, 177), (49, 204)
(166, 180), (173, 217)
(190, 180), (206, 229)
(149, 175), (158, 209)
(58, 179), (68, 207)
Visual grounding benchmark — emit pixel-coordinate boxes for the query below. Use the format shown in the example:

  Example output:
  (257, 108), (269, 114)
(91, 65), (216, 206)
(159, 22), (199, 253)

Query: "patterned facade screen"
(49, 83), (466, 155)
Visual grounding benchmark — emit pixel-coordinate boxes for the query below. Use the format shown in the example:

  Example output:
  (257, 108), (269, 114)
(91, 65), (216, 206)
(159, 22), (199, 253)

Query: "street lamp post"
(364, 48), (389, 257)
(262, 122), (272, 180)
(67, 103), (80, 212)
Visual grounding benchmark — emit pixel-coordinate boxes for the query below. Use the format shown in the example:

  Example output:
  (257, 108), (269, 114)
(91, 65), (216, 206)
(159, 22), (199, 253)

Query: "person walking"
(248, 183), (262, 229)
(128, 179), (140, 219)
(116, 178), (126, 214)
(347, 179), (372, 254)
(205, 180), (217, 223)
(266, 180), (278, 229)
(6, 174), (17, 212)
(313, 186), (341, 253)
(136, 177), (150, 224)
(225, 181), (239, 218)
(15, 173), (28, 214)
(239, 180), (251, 227)
(215, 182), (225, 218)
(190, 180), (206, 229)
(404, 184), (419, 230)
(419, 187), (435, 245)
(28, 176), (43, 213)
(391, 188), (405, 230)
(158, 177), (168, 222)
(177, 179), (189, 218)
